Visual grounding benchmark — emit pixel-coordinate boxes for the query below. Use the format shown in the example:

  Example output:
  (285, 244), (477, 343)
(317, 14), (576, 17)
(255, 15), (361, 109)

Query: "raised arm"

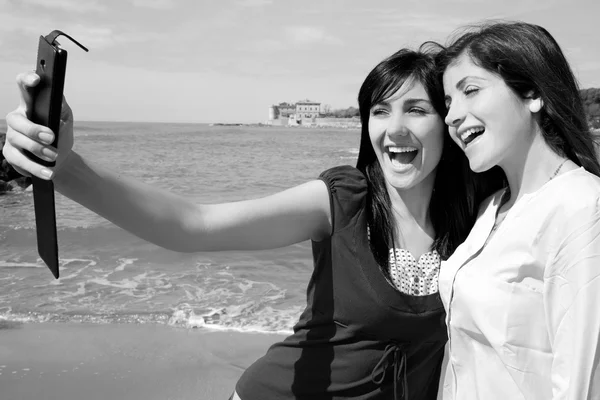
(544, 198), (600, 399)
(3, 72), (332, 253)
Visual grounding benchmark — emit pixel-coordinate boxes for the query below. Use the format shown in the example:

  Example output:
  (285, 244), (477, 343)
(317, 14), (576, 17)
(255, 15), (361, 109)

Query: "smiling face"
(368, 78), (445, 191)
(443, 53), (538, 172)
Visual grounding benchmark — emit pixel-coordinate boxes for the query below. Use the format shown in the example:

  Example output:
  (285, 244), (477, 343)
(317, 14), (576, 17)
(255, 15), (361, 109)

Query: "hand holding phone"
(29, 30), (88, 279)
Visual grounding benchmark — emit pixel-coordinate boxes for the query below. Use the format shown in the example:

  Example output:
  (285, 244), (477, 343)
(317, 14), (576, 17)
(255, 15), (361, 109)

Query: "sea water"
(0, 121), (360, 334)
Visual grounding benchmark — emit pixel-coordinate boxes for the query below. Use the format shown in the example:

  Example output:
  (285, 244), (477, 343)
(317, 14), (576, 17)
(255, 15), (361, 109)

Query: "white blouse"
(438, 167), (600, 400)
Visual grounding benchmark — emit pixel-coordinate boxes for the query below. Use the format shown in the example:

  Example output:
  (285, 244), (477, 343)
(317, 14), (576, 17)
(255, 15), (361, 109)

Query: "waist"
(444, 342), (552, 400)
(247, 338), (445, 393)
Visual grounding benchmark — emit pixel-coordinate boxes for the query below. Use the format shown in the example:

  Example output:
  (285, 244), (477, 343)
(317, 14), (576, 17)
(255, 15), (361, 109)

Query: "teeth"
(388, 146), (417, 153)
(461, 127), (484, 141)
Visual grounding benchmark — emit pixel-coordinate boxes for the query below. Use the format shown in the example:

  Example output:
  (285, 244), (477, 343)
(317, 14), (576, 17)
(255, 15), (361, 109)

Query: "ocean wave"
(0, 307), (298, 335)
(114, 258), (138, 272)
(0, 261), (44, 269)
(7, 223), (105, 231)
(167, 304), (298, 335)
(336, 148), (359, 160)
(0, 256), (305, 334)
(0, 123), (354, 336)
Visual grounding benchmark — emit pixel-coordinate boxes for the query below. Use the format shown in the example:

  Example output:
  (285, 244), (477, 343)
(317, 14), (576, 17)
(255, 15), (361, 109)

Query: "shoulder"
(318, 165), (368, 232)
(544, 168), (600, 276)
(547, 167), (600, 217)
(318, 165), (368, 203)
(319, 165), (367, 192)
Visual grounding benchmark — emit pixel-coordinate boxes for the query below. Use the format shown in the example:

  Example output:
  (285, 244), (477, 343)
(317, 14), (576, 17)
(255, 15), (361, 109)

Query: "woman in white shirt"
(438, 21), (600, 399)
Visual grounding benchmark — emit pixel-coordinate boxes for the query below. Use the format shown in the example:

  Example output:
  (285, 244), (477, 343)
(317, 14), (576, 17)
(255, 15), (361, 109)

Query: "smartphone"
(29, 30), (87, 279)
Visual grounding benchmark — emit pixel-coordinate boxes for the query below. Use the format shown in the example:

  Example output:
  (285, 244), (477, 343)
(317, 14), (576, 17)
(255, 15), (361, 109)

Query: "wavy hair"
(356, 46), (491, 263)
(437, 21), (600, 177)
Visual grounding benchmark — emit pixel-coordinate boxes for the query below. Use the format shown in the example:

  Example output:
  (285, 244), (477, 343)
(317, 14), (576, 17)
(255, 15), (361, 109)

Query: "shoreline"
(0, 321), (286, 400)
(210, 122), (361, 130)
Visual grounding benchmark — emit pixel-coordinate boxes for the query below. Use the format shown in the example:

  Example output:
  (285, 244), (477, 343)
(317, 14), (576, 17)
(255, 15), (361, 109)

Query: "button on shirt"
(438, 167), (600, 399)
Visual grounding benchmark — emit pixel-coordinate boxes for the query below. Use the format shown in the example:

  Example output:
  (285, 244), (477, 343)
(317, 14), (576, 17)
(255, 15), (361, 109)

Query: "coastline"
(210, 122), (361, 130)
(0, 321), (286, 400)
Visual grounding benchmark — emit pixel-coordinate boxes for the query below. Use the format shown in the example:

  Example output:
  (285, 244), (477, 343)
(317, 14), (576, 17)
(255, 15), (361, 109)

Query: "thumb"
(16, 71), (40, 119)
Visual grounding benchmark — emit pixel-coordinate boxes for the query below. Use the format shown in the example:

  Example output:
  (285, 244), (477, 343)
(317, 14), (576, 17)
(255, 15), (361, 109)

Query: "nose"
(386, 114), (410, 137)
(444, 100), (465, 128)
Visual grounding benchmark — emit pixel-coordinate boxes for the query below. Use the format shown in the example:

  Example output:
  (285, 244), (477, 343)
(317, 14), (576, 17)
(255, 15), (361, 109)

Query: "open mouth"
(461, 127), (485, 146)
(388, 146), (418, 167)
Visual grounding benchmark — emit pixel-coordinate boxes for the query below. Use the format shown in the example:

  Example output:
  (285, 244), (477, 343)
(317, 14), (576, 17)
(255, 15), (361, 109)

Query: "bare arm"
(55, 152), (331, 252)
(3, 72), (332, 253)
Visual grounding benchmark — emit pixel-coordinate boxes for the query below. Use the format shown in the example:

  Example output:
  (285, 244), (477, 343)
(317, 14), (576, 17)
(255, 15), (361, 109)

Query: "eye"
(370, 106), (388, 116)
(408, 107), (426, 115)
(464, 86), (479, 96)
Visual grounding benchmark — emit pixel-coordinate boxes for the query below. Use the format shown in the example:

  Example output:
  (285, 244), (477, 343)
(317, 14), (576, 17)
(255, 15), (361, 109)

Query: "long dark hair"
(356, 46), (487, 263)
(437, 21), (600, 177)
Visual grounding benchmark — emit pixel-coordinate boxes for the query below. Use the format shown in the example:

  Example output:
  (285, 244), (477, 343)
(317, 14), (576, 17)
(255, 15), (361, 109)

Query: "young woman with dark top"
(4, 47), (492, 399)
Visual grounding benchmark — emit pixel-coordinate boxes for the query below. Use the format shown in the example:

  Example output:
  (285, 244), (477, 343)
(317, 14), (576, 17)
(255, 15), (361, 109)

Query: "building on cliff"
(267, 100), (361, 129)
(295, 100), (321, 120)
(268, 100), (322, 126)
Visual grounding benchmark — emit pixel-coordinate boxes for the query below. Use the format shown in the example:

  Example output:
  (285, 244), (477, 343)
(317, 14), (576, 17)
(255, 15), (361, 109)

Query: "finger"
(6, 109), (55, 145)
(16, 72), (40, 117)
(12, 166), (32, 178)
(2, 143), (54, 180)
(5, 125), (57, 163)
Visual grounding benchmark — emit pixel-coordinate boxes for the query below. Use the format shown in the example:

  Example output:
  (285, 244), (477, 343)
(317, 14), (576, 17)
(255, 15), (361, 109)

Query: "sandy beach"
(0, 321), (286, 400)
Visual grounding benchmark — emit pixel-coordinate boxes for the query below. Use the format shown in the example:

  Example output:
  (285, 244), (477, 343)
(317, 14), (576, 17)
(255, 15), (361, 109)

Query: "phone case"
(29, 31), (87, 279)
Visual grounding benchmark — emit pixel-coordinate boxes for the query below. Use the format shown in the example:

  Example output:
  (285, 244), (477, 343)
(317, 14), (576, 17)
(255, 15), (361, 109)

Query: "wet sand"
(0, 321), (285, 400)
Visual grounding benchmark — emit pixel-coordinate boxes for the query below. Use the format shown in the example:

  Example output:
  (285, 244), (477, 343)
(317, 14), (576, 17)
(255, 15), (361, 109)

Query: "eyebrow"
(374, 97), (432, 107)
(404, 98), (432, 106)
(444, 76), (486, 103)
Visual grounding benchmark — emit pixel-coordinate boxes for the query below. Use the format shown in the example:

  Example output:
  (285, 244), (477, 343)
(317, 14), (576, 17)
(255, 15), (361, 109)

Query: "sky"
(0, 0), (598, 123)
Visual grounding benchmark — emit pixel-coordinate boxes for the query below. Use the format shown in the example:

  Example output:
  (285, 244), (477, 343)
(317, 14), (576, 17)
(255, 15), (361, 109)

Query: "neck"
(386, 170), (436, 233)
(499, 125), (566, 206)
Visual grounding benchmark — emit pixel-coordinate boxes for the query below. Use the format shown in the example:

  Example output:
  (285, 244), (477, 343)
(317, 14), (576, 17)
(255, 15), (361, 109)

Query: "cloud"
(130, 0), (176, 9)
(576, 61), (600, 72)
(0, 13), (36, 33)
(246, 39), (286, 52)
(375, 12), (474, 35)
(284, 26), (343, 46)
(21, 0), (106, 13)
(56, 25), (163, 50)
(235, 0), (274, 7)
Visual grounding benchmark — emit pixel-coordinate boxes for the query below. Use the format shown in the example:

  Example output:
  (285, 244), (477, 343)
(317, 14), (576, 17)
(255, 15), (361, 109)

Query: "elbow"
(151, 229), (208, 253)
(166, 203), (212, 253)
(133, 203), (211, 253)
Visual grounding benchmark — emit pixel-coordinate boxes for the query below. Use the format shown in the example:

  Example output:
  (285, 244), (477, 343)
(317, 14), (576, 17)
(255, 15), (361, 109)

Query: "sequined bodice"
(388, 249), (440, 296)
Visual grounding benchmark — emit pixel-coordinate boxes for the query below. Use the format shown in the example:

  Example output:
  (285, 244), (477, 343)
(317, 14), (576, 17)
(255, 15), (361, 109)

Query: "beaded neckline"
(388, 248), (440, 296)
(366, 225), (441, 295)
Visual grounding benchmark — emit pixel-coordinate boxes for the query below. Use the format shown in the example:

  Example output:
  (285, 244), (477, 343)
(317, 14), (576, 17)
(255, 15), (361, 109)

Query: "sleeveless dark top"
(235, 166), (447, 399)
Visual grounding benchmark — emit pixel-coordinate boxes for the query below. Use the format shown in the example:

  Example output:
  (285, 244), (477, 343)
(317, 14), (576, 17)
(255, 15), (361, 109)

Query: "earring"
(529, 98), (543, 113)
